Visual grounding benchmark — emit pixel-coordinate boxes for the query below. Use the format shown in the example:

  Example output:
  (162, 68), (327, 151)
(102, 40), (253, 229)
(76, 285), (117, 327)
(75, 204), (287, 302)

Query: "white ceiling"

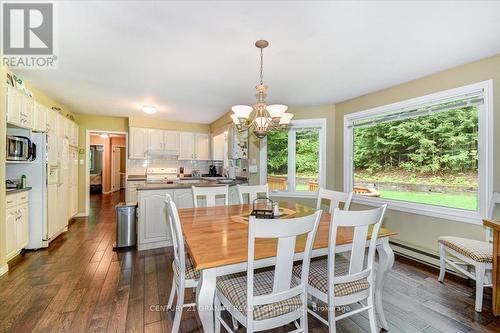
(14, 1), (500, 124)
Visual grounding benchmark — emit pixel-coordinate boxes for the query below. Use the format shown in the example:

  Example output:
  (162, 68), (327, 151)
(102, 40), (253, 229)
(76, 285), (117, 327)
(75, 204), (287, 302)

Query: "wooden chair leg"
(475, 263), (486, 312)
(438, 244), (446, 282)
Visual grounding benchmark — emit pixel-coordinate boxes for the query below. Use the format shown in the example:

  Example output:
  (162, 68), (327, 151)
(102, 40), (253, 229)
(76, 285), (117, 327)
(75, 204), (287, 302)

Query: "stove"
(146, 167), (179, 184)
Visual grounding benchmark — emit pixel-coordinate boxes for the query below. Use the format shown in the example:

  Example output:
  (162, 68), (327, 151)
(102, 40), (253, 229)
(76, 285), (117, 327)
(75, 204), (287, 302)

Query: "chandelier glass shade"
(230, 40), (293, 139)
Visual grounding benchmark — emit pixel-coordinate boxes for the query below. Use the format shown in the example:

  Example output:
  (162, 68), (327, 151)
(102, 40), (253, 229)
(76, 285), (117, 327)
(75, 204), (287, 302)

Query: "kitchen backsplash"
(128, 158), (224, 175)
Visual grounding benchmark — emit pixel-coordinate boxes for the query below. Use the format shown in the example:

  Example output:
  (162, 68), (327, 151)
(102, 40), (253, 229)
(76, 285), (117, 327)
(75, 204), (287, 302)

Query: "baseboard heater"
(389, 240), (469, 280)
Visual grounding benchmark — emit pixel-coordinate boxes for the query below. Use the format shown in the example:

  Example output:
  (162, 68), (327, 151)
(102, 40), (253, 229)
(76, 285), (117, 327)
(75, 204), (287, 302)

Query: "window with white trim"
(263, 119), (326, 195)
(344, 81), (493, 224)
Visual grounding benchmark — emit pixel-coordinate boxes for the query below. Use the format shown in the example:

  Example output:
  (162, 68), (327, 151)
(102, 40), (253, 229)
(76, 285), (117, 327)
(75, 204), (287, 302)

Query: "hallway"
(0, 191), (498, 333)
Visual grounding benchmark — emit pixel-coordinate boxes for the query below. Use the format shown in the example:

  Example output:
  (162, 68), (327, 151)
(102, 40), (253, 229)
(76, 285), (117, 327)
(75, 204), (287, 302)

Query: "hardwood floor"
(0, 190), (498, 333)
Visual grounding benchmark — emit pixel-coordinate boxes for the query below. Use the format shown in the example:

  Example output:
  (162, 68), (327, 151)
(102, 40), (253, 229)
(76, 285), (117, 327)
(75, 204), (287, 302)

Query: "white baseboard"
(0, 264), (8, 276)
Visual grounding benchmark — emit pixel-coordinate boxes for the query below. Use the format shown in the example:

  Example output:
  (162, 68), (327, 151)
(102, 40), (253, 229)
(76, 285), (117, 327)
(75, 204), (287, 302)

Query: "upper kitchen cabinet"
(195, 133), (210, 160)
(179, 132), (195, 160)
(228, 126), (248, 159)
(5, 85), (33, 129)
(147, 129), (179, 152)
(33, 102), (47, 132)
(129, 127), (148, 159)
(179, 132), (209, 160)
(212, 132), (226, 161)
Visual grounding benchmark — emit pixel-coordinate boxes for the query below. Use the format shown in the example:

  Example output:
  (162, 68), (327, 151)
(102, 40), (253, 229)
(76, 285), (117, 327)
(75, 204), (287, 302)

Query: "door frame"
(111, 144), (126, 193)
(85, 129), (128, 217)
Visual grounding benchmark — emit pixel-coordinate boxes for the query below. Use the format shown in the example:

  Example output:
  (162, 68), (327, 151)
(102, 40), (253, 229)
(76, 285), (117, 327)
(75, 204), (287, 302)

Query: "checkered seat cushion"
(216, 269), (303, 321)
(438, 236), (492, 263)
(293, 256), (370, 296)
(172, 256), (200, 280)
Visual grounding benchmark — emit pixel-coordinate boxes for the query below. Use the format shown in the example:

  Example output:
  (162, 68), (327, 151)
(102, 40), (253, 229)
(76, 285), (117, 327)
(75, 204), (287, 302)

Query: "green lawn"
(378, 190), (477, 211)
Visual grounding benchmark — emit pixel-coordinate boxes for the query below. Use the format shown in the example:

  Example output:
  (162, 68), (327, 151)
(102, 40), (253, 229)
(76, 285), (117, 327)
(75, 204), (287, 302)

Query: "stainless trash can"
(114, 202), (137, 249)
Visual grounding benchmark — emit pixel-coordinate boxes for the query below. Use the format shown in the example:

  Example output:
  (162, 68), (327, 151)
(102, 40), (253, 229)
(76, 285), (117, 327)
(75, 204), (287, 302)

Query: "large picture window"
(344, 81), (492, 224)
(263, 119), (326, 195)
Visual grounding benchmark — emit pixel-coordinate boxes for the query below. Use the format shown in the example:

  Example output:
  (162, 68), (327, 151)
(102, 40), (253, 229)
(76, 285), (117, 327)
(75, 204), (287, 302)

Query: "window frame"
(343, 80), (493, 225)
(261, 118), (327, 197)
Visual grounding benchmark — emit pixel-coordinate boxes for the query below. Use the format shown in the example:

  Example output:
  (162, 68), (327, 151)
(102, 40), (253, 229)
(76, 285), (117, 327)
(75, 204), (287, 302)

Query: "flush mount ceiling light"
(142, 105), (157, 114)
(230, 40), (293, 139)
(100, 133), (109, 138)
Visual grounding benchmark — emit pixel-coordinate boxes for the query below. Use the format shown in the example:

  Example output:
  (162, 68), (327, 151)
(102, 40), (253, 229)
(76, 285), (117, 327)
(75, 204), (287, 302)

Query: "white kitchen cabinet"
(148, 129), (179, 152)
(179, 132), (195, 160)
(17, 204), (29, 250)
(148, 129), (164, 150)
(68, 148), (79, 218)
(212, 132), (226, 161)
(5, 86), (33, 129)
(6, 207), (18, 260)
(129, 127), (148, 159)
(5, 192), (30, 261)
(173, 189), (194, 208)
(137, 190), (173, 250)
(164, 131), (179, 151)
(33, 102), (47, 132)
(195, 133), (210, 160)
(126, 180), (145, 203)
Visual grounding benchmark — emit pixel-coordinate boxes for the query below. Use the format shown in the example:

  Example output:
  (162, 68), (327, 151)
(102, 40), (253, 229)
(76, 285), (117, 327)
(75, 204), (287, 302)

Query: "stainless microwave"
(6, 135), (36, 161)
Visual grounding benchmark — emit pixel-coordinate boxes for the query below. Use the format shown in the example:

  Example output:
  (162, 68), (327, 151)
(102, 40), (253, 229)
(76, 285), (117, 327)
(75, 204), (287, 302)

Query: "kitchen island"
(136, 178), (247, 250)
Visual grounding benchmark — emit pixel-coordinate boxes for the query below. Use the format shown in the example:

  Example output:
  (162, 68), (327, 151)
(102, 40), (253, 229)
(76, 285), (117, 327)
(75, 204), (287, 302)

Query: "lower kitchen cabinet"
(136, 184), (246, 251)
(5, 191), (30, 261)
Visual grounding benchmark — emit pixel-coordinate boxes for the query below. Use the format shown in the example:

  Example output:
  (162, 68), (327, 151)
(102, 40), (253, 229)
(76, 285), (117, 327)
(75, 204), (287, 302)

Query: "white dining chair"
(192, 185), (229, 208)
(164, 194), (199, 333)
(438, 191), (499, 312)
(214, 210), (323, 333)
(237, 184), (269, 204)
(294, 204), (387, 333)
(316, 188), (353, 213)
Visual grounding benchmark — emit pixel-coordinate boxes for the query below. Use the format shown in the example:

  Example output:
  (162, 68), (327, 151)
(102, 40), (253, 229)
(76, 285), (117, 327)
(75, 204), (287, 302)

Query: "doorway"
(87, 132), (127, 203)
(111, 145), (126, 192)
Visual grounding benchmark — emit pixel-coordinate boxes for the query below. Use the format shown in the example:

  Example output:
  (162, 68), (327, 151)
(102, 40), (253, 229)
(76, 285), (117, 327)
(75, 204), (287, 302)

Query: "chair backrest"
(237, 184), (269, 204)
(486, 192), (500, 242)
(316, 188), (353, 213)
(164, 194), (186, 277)
(328, 204), (387, 291)
(192, 185), (229, 208)
(246, 210), (322, 321)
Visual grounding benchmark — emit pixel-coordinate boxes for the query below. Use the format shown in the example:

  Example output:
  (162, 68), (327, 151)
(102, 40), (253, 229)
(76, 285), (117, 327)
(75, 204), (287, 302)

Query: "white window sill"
(352, 195), (482, 225)
(269, 191), (318, 199)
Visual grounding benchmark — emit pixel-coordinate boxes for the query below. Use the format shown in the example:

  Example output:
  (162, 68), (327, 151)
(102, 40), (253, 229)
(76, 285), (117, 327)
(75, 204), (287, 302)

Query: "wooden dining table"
(178, 201), (397, 333)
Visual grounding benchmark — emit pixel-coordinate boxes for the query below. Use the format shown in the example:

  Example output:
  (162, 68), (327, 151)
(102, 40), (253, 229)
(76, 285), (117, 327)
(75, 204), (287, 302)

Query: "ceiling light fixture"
(142, 105), (157, 114)
(100, 133), (109, 138)
(230, 40), (293, 139)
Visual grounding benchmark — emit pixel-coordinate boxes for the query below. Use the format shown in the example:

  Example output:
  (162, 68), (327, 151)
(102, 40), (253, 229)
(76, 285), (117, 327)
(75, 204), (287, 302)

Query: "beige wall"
(334, 54), (500, 256)
(129, 116), (210, 133)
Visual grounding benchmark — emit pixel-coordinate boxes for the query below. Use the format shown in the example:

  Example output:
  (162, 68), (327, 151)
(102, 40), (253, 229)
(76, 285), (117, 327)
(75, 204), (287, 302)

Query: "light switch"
(79, 159), (84, 165)
(249, 164), (258, 173)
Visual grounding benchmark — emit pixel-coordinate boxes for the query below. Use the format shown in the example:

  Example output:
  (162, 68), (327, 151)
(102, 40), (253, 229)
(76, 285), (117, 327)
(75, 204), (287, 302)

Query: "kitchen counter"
(6, 187), (32, 194)
(136, 178), (247, 191)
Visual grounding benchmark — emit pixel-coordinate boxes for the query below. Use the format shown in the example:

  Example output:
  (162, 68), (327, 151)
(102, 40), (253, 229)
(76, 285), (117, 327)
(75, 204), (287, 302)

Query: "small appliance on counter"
(191, 169), (201, 178)
(6, 179), (21, 190)
(179, 166), (184, 178)
(208, 165), (217, 177)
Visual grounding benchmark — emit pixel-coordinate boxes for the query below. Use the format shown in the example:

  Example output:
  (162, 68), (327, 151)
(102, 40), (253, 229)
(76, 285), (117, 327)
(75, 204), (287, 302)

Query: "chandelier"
(230, 40), (293, 139)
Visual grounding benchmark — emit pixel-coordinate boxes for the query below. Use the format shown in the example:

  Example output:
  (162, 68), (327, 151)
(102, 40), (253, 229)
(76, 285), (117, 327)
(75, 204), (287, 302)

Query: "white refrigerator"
(7, 132), (68, 249)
